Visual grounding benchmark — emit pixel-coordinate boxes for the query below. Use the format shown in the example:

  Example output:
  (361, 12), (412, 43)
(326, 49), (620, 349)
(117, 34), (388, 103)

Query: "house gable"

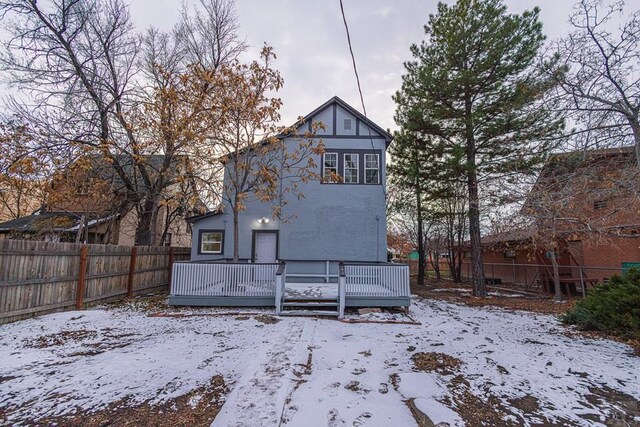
(301, 96), (393, 147)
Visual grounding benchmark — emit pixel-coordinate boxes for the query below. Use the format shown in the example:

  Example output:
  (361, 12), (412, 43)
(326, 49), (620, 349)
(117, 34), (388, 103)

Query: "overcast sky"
(2, 1), (637, 131)
(128, 0), (589, 131)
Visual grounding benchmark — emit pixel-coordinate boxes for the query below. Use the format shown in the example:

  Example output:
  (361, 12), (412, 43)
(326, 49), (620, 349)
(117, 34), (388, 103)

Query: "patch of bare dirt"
(105, 292), (170, 313)
(254, 314), (279, 324)
(25, 330), (97, 348)
(411, 352), (463, 375)
(585, 385), (640, 426)
(3, 376), (227, 427)
(412, 279), (575, 315)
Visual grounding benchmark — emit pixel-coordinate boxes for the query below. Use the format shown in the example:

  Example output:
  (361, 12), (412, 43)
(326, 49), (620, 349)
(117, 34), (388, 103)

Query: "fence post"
(75, 245), (88, 310)
(127, 246), (138, 298)
(579, 267), (586, 298)
(168, 247), (175, 288)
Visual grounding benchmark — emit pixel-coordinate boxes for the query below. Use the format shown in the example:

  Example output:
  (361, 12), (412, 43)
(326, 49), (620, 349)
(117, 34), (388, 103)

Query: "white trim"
(344, 153), (359, 184)
(364, 153), (380, 184)
(323, 152), (338, 179)
(201, 231), (223, 254)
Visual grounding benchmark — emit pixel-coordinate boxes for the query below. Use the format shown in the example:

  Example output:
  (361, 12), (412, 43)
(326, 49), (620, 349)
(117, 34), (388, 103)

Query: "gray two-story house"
(170, 97), (409, 315)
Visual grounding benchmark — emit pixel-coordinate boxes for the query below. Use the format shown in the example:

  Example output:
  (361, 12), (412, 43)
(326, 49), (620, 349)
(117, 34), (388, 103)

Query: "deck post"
(275, 262), (285, 315)
(338, 262), (346, 319)
(325, 261), (330, 283)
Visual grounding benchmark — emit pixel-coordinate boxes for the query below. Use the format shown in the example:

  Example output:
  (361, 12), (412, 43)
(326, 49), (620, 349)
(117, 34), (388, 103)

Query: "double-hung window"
(323, 153), (338, 181)
(344, 153), (359, 183)
(364, 154), (379, 184)
(200, 230), (224, 254)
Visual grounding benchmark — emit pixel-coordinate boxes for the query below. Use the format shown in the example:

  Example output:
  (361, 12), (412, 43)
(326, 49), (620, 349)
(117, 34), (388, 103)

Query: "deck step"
(279, 309), (339, 317)
(282, 301), (338, 307)
(283, 298), (338, 303)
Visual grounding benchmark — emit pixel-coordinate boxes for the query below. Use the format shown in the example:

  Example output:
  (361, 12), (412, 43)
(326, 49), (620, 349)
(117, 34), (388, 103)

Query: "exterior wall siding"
(190, 121), (388, 263)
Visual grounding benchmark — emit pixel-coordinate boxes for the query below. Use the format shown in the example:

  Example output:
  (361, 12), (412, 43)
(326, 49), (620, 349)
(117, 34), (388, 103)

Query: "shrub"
(561, 268), (640, 339)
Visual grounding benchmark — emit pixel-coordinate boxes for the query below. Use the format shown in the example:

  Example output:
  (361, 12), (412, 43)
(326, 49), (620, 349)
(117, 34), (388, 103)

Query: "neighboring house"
(172, 97), (410, 314)
(0, 155), (203, 246)
(478, 146), (640, 291)
(0, 208), (116, 243)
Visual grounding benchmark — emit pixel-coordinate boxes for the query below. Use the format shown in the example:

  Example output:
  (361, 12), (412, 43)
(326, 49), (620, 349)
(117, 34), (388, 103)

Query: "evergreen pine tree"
(394, 0), (563, 296)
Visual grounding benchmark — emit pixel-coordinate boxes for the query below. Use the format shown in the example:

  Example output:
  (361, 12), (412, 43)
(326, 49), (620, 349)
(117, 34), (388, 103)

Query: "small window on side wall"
(504, 249), (516, 259)
(344, 118), (352, 130)
(200, 230), (223, 254)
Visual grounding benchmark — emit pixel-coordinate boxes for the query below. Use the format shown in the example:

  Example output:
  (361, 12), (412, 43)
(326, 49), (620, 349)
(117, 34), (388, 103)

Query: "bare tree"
(550, 0), (640, 158)
(0, 0), (246, 245)
(211, 46), (324, 261)
(176, 0), (247, 70)
(0, 119), (49, 221)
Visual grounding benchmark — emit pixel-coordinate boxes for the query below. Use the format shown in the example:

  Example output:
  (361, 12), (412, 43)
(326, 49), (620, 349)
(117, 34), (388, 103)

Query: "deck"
(168, 261), (410, 317)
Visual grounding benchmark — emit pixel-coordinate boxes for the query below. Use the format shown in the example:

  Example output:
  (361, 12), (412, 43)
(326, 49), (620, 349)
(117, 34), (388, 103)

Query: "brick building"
(478, 147), (640, 292)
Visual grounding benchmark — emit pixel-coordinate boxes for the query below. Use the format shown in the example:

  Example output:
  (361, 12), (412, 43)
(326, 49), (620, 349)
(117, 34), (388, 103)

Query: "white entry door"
(255, 232), (277, 263)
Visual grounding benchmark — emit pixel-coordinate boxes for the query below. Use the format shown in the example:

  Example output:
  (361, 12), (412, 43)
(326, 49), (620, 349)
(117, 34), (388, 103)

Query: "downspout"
(376, 215), (380, 262)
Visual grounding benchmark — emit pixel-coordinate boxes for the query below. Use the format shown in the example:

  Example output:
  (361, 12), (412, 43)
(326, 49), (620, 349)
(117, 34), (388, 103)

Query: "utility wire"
(338, 0), (387, 200)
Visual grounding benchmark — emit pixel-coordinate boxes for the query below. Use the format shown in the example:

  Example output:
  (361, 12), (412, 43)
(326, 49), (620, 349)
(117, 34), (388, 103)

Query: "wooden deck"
(168, 261), (410, 317)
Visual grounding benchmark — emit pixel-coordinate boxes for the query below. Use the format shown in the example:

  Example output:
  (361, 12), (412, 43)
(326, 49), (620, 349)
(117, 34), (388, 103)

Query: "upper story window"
(344, 118), (352, 130)
(323, 153), (338, 180)
(200, 230), (224, 254)
(344, 153), (359, 183)
(365, 154), (380, 184)
(594, 200), (607, 210)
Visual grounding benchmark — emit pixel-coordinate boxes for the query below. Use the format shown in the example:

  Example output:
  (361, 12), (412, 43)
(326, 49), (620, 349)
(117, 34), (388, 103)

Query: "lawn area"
(0, 294), (638, 426)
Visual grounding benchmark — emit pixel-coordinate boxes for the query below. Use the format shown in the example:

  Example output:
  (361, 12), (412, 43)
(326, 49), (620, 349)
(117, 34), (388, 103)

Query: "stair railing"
(275, 262), (286, 315)
(338, 262), (346, 319)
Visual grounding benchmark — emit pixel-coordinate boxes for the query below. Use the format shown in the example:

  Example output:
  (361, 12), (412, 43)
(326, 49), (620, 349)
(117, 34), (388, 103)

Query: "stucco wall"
(190, 134), (388, 263)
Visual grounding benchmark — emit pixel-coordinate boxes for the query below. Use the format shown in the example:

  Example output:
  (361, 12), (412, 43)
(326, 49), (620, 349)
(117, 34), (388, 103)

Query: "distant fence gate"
(0, 239), (190, 325)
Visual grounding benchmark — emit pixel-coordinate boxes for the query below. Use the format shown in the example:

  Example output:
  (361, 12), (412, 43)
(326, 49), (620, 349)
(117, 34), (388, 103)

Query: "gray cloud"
(3, 0), (624, 131)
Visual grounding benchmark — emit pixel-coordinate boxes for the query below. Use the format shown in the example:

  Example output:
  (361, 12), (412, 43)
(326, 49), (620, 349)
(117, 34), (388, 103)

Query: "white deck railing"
(344, 263), (410, 297)
(171, 262), (279, 297)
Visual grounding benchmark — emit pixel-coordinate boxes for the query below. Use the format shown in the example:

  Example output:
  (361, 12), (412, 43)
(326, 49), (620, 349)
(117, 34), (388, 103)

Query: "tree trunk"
(465, 91), (486, 296)
(233, 194), (240, 262)
(467, 166), (486, 296)
(629, 117), (640, 167)
(135, 197), (159, 246)
(75, 214), (85, 244)
(416, 187), (425, 286)
(430, 252), (441, 280)
(450, 250), (462, 283)
(549, 243), (565, 302)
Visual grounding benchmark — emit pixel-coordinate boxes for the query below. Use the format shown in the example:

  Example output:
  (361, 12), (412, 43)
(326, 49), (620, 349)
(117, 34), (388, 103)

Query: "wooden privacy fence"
(0, 239), (190, 325)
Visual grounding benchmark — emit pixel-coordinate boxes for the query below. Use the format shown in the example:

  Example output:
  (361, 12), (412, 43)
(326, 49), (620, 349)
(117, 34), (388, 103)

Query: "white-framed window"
(323, 153), (338, 180)
(364, 153), (379, 184)
(344, 153), (359, 183)
(344, 118), (352, 130)
(200, 230), (224, 254)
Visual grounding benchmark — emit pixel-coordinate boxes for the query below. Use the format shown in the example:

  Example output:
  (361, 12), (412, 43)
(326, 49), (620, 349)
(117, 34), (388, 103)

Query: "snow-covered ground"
(0, 298), (638, 426)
